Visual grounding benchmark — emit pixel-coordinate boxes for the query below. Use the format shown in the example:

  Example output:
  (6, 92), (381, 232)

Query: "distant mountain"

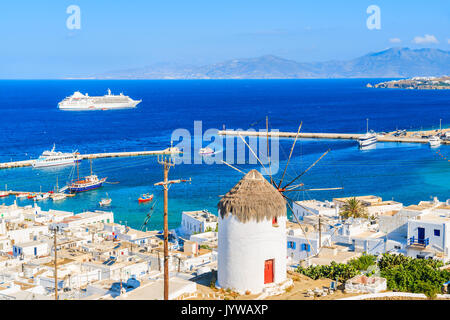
(91, 48), (450, 79)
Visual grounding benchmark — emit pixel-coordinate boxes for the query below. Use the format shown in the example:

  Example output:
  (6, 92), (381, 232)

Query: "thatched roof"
(218, 169), (286, 223)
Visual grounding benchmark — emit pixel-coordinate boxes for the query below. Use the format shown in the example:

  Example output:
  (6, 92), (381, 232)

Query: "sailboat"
(67, 159), (107, 193)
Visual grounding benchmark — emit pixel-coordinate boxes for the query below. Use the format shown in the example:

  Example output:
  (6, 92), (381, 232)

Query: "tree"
(339, 197), (369, 219)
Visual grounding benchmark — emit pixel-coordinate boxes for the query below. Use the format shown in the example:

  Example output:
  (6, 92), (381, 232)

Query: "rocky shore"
(368, 76), (450, 89)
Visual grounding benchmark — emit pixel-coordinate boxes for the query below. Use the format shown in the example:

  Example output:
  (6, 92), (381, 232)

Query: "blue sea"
(0, 79), (449, 230)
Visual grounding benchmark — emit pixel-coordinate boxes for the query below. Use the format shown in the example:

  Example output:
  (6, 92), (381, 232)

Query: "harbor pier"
(218, 130), (450, 145)
(0, 148), (180, 170)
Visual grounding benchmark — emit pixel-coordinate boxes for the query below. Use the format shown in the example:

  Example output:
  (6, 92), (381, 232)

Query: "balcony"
(408, 236), (429, 248)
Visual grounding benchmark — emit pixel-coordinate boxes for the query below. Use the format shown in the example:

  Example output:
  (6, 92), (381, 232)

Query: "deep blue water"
(0, 79), (449, 230)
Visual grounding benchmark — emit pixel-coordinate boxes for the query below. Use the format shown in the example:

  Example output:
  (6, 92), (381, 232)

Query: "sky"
(0, 0), (449, 78)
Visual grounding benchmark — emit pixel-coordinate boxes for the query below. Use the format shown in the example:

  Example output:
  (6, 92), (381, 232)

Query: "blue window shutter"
(287, 242), (290, 249)
(307, 244), (310, 252)
(293, 242), (296, 249)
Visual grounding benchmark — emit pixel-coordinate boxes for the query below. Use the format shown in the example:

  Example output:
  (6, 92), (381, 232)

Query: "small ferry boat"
(138, 193), (154, 203)
(99, 194), (112, 206)
(199, 147), (214, 155)
(67, 160), (107, 193)
(429, 136), (441, 148)
(27, 193), (37, 199)
(33, 144), (81, 168)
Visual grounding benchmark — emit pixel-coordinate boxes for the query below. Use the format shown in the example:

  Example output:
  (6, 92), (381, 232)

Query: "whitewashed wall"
(217, 212), (287, 294)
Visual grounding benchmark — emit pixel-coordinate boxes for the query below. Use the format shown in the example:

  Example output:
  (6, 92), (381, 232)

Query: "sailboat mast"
(90, 159), (93, 175)
(366, 118), (369, 133)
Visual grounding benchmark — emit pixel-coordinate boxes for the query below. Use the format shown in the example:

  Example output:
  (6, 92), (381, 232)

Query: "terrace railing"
(408, 236), (429, 247)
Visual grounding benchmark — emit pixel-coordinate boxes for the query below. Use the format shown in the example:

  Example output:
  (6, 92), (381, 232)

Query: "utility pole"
(318, 216), (322, 252)
(53, 227), (58, 301)
(154, 155), (190, 300)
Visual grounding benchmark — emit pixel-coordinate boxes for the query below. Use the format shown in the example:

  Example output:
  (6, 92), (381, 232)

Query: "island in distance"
(368, 76), (450, 90)
(78, 47), (450, 80)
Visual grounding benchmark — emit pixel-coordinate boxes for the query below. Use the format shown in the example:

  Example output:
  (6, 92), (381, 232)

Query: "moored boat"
(429, 136), (441, 148)
(33, 144), (80, 168)
(0, 191), (8, 198)
(35, 193), (50, 201)
(51, 193), (67, 201)
(16, 193), (28, 199)
(67, 160), (107, 193)
(27, 193), (37, 199)
(358, 119), (377, 148)
(138, 193), (154, 203)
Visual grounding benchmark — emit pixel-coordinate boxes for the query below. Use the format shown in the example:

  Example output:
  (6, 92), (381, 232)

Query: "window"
(287, 241), (296, 249)
(301, 244), (310, 252)
(434, 229), (440, 237)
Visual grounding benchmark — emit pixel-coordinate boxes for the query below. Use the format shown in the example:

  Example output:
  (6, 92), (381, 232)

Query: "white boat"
(99, 194), (112, 206)
(358, 130), (377, 148)
(358, 119), (377, 148)
(51, 193), (67, 201)
(58, 89), (141, 111)
(199, 147), (214, 155)
(0, 191), (8, 198)
(429, 136), (441, 148)
(35, 193), (50, 201)
(33, 144), (80, 168)
(16, 193), (28, 199)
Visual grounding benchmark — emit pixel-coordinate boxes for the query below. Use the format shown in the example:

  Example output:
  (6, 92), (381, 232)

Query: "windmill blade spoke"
(266, 116), (273, 185)
(283, 194), (318, 257)
(237, 133), (270, 175)
(283, 149), (330, 189)
(277, 122), (302, 189)
(285, 187), (343, 192)
(221, 160), (246, 175)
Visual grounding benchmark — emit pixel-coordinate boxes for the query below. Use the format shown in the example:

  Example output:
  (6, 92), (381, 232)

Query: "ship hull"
(33, 158), (77, 168)
(58, 100), (141, 111)
(68, 182), (104, 193)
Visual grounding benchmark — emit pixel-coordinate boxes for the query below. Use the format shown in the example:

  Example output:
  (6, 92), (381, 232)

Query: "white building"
(56, 210), (114, 230)
(292, 200), (338, 221)
(406, 203), (450, 262)
(217, 170), (289, 295)
(286, 222), (331, 263)
(13, 241), (49, 258)
(180, 210), (218, 235)
(333, 195), (403, 217)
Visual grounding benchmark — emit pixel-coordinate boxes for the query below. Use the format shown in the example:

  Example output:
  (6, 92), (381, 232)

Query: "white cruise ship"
(58, 89), (141, 110)
(33, 145), (81, 168)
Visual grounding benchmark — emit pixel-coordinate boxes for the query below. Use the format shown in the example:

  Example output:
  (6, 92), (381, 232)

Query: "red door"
(264, 259), (274, 284)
